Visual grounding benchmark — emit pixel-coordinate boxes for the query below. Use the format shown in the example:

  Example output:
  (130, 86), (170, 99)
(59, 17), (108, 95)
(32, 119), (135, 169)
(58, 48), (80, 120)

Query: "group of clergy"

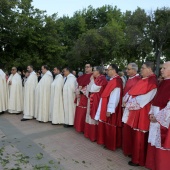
(0, 61), (170, 170)
(0, 65), (77, 126)
(74, 61), (170, 170)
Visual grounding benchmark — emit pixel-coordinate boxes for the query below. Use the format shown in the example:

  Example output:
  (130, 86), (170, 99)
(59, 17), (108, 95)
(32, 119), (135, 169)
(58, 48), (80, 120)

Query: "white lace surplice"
(148, 101), (170, 150)
(122, 89), (157, 124)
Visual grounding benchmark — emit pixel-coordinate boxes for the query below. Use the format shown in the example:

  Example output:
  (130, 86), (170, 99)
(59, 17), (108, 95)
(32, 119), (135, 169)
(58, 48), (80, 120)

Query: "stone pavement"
(0, 113), (147, 170)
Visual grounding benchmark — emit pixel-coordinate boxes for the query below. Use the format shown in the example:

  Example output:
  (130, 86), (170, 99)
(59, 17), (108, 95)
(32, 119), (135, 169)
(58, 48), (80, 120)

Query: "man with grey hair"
(129, 62), (138, 72)
(78, 71), (83, 77)
(84, 66), (107, 142)
(122, 61), (157, 166)
(122, 62), (141, 156)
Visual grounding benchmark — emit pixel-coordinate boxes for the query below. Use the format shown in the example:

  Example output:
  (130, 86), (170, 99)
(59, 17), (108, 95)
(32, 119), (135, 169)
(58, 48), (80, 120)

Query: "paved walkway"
(0, 113), (147, 170)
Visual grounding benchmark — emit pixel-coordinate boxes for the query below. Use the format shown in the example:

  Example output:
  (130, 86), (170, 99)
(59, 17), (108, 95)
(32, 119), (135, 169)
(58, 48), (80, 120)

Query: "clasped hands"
(76, 86), (82, 98)
(149, 114), (157, 123)
(106, 112), (111, 117)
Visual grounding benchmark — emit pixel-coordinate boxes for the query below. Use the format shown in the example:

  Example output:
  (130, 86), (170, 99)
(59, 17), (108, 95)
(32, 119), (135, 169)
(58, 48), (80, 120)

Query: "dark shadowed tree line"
(0, 0), (170, 75)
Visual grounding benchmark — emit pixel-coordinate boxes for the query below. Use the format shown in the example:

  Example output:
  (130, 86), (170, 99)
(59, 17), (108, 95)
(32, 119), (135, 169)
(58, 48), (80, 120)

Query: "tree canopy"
(0, 0), (170, 74)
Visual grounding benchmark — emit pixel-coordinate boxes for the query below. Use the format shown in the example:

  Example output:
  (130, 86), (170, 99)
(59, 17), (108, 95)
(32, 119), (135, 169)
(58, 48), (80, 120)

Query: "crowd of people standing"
(0, 61), (170, 170)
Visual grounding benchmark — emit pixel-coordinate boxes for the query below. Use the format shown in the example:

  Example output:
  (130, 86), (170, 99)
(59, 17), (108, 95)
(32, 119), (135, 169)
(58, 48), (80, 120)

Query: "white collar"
(44, 71), (52, 77)
(30, 71), (36, 75)
(129, 74), (139, 79)
(55, 74), (62, 78)
(110, 75), (118, 80)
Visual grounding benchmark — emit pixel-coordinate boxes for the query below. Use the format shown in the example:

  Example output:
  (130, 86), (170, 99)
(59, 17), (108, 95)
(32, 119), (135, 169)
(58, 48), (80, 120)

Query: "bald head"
(161, 61), (170, 79)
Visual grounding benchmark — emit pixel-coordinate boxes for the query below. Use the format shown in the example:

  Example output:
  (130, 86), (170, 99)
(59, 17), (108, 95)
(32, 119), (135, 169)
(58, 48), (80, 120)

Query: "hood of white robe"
(45, 71), (52, 77)
(55, 74), (63, 79)
(30, 71), (36, 75)
(0, 69), (6, 80)
(67, 73), (76, 78)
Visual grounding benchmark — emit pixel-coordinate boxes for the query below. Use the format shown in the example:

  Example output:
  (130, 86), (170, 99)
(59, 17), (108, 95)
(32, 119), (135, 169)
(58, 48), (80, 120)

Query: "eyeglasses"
(85, 66), (90, 68)
(11, 69), (16, 71)
(107, 69), (113, 71)
(126, 68), (132, 70)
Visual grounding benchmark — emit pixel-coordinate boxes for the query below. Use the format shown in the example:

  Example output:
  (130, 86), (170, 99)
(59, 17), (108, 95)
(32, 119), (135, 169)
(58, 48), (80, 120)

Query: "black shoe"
(0, 111), (5, 115)
(128, 161), (139, 166)
(21, 118), (30, 121)
(63, 124), (69, 128)
(103, 146), (108, 150)
(16, 113), (21, 115)
(52, 123), (58, 125)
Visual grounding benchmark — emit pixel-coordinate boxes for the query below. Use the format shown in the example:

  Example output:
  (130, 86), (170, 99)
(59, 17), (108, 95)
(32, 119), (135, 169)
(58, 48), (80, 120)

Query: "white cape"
(63, 74), (77, 125)
(23, 71), (38, 119)
(35, 71), (53, 122)
(49, 74), (64, 124)
(7, 73), (23, 113)
(0, 69), (8, 112)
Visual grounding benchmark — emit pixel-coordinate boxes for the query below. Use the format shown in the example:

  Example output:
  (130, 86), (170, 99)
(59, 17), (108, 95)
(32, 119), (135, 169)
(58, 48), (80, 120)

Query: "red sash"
(123, 75), (141, 96)
(90, 75), (107, 119)
(129, 74), (157, 96)
(100, 76), (123, 122)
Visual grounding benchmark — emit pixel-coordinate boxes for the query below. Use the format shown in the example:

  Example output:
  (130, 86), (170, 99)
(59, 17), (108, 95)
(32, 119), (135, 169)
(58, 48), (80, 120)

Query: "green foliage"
(0, 1), (170, 72)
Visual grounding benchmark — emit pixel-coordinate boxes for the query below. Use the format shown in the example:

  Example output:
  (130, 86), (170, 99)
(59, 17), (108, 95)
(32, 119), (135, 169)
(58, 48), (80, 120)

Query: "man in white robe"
(7, 67), (23, 114)
(49, 67), (64, 124)
(21, 65), (38, 121)
(35, 65), (53, 122)
(0, 67), (8, 113)
(63, 67), (77, 127)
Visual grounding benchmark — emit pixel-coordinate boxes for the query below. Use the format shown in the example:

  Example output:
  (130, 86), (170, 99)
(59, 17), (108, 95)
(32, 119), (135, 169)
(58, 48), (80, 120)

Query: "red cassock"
(122, 75), (141, 156)
(84, 75), (107, 142)
(74, 73), (92, 132)
(126, 74), (157, 166)
(146, 79), (170, 170)
(97, 76), (123, 151)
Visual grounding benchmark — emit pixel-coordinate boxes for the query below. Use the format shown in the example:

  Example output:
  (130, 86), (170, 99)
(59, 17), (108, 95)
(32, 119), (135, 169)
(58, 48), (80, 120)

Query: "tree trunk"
(155, 45), (162, 76)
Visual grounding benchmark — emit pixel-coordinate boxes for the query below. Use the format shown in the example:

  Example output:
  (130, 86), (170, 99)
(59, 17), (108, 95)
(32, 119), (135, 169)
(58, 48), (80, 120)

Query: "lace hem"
(148, 122), (161, 148)
(126, 98), (140, 110)
(156, 101), (170, 128)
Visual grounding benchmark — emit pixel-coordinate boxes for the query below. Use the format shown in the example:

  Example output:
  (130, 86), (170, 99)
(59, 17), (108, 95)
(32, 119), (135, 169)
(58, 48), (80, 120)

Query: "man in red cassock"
(146, 61), (170, 170)
(84, 66), (107, 142)
(122, 63), (141, 156)
(74, 64), (93, 132)
(122, 61), (157, 166)
(95, 64), (123, 151)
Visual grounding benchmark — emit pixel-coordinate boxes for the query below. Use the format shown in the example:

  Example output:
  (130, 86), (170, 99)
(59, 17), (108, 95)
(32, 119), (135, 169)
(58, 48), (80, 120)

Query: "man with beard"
(21, 65), (38, 121)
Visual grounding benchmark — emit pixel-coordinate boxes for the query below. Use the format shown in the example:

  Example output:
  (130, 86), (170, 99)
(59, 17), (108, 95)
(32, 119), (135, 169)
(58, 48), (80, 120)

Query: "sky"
(32, 0), (170, 17)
